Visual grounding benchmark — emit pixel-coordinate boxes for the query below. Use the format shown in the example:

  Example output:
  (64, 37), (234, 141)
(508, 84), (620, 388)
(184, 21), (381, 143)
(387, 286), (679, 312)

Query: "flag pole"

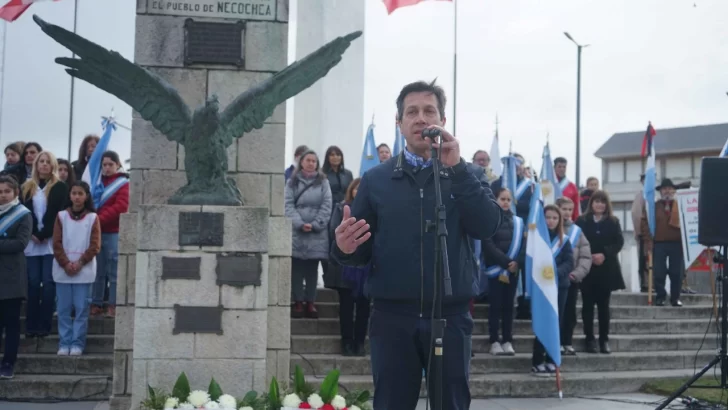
(452, 0), (457, 136)
(66, 0), (79, 160)
(644, 121), (653, 305)
(556, 367), (563, 399)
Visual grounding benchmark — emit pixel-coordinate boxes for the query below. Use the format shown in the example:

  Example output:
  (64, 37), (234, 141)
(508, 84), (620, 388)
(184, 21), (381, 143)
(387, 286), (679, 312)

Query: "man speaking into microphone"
(332, 80), (502, 409)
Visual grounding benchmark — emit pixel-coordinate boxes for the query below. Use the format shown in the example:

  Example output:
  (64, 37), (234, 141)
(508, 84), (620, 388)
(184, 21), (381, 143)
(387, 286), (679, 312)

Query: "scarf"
(403, 148), (433, 169)
(0, 198), (19, 217)
(300, 170), (318, 179)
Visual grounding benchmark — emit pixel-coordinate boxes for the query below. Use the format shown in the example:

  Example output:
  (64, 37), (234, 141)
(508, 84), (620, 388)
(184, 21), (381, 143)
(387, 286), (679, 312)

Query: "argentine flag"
(643, 124), (656, 237)
(393, 125), (405, 156)
(539, 141), (562, 205)
(525, 181), (562, 367)
(82, 114), (117, 209)
(359, 123), (378, 176)
(501, 155), (519, 213)
(720, 138), (728, 158)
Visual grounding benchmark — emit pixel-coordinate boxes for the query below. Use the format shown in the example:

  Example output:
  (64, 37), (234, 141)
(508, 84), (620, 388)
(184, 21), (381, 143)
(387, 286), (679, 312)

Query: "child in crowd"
(0, 175), (33, 378)
(531, 205), (573, 376)
(52, 181), (101, 356)
(481, 188), (526, 356)
(556, 197), (592, 355)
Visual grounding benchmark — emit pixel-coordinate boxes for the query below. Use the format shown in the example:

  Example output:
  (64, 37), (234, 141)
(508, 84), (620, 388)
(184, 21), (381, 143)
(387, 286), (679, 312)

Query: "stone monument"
(33, 2), (361, 409)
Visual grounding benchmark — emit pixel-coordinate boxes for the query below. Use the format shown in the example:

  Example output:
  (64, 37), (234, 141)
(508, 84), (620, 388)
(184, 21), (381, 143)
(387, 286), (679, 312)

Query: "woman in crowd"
(481, 188), (525, 356)
(57, 159), (76, 187)
(52, 181), (101, 356)
(0, 175), (33, 379)
(531, 205), (573, 376)
(90, 151), (129, 318)
(576, 190), (625, 354)
(285, 150), (332, 319)
(556, 197), (592, 356)
(4, 143), (22, 170)
(3, 142), (42, 186)
(72, 135), (99, 180)
(325, 178), (370, 357)
(22, 151), (68, 338)
(322, 145), (353, 208)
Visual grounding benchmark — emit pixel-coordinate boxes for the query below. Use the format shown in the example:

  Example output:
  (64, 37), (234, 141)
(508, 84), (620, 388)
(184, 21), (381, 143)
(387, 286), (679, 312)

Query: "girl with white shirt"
(21, 151), (68, 338)
(52, 181), (101, 356)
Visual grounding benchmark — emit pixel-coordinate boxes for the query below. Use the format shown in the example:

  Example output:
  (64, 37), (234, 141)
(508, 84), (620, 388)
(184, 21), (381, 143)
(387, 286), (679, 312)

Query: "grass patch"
(642, 377), (727, 406)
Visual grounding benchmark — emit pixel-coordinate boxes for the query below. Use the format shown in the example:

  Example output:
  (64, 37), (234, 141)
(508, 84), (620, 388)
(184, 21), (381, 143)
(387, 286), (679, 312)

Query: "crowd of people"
(284, 80), (690, 409)
(0, 137), (129, 379)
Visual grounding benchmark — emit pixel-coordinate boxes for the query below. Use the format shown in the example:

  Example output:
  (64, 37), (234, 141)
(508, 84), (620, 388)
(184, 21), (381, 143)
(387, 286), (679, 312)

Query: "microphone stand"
(424, 132), (453, 410)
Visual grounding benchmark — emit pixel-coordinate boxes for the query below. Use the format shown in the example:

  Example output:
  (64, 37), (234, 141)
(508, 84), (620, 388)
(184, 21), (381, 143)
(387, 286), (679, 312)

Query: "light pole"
(564, 32), (589, 187)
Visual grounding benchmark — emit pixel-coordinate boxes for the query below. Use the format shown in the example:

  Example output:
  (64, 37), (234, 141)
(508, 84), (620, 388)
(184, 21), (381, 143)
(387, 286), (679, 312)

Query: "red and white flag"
(0, 0), (61, 23)
(382, 0), (453, 15)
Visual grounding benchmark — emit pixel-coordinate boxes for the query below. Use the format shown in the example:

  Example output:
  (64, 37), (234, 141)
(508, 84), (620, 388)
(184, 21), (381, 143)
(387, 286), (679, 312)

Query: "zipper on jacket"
(419, 188), (424, 317)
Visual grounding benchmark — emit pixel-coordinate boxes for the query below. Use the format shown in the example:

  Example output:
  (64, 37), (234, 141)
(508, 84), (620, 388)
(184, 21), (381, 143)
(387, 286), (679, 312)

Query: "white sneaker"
(57, 347), (70, 356)
(489, 341), (504, 355)
(501, 342), (516, 356)
(545, 363), (557, 374)
(69, 347), (83, 356)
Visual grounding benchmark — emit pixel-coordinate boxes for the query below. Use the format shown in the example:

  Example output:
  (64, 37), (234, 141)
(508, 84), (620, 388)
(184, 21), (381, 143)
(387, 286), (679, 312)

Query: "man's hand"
(507, 261), (518, 273)
(335, 205), (371, 254)
(427, 125), (461, 168)
(592, 253), (605, 266)
(302, 223), (313, 232)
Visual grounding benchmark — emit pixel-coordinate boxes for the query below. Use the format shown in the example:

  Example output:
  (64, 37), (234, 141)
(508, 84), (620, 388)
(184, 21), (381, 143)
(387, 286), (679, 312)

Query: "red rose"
(321, 405), (335, 410)
(299, 403), (312, 409)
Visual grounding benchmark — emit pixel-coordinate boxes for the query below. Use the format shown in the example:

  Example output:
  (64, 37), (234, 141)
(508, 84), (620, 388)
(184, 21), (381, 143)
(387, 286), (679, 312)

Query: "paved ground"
(0, 394), (675, 410)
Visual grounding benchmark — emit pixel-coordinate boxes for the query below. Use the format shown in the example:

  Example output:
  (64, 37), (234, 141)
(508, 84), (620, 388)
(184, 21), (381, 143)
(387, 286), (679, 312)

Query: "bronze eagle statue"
(33, 15), (362, 206)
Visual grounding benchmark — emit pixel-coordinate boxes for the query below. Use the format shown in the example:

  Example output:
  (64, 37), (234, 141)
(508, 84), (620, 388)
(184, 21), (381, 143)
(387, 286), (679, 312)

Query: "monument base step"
(0, 374), (112, 401)
(14, 353), (113, 375)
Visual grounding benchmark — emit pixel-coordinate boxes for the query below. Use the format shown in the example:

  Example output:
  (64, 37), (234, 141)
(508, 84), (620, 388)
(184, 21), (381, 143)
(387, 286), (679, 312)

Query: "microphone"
(421, 128), (441, 139)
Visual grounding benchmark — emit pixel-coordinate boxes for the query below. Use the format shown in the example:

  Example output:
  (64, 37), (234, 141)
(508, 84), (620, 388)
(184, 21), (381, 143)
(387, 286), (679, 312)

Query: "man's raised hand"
(335, 205), (371, 254)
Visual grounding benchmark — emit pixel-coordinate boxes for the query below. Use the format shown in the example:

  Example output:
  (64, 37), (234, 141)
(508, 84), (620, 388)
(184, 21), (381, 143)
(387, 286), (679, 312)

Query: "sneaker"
(564, 345), (576, 355)
(305, 303), (319, 319)
(672, 300), (683, 307)
(105, 305), (116, 318)
(501, 342), (516, 356)
(489, 341), (504, 356)
(585, 340), (598, 354)
(531, 363), (550, 377)
(0, 363), (14, 379)
(70, 347), (83, 356)
(656, 299), (665, 307)
(291, 302), (304, 319)
(90, 305), (104, 317)
(545, 363), (557, 374)
(57, 347), (70, 356)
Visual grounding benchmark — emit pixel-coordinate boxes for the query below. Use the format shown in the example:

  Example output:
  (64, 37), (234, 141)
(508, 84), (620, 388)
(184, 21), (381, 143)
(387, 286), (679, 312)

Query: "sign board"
(676, 188), (715, 271)
(148, 0), (275, 21)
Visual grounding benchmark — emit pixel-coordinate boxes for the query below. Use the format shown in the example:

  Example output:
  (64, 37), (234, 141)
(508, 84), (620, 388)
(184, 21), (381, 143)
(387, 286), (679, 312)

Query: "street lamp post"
(564, 32), (589, 187)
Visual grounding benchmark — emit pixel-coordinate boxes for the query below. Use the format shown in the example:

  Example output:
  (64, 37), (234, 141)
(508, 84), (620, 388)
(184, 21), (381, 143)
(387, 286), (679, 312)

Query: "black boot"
(341, 339), (356, 357)
(353, 341), (366, 357)
(586, 340), (598, 354)
(600, 341), (611, 354)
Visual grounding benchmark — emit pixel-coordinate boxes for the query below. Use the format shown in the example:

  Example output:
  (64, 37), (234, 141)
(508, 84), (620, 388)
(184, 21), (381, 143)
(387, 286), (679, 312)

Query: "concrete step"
(0, 374), (112, 401)
(14, 354), (113, 375)
(312, 289), (715, 305)
(18, 317), (116, 335)
(0, 335), (115, 355)
(291, 350), (717, 376)
(309, 368), (696, 398)
(310, 303), (714, 320)
(291, 333), (710, 355)
(292, 318), (714, 336)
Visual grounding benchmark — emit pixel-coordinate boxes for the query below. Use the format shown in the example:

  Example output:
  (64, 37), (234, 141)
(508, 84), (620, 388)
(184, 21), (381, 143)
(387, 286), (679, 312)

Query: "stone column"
(109, 1), (291, 409)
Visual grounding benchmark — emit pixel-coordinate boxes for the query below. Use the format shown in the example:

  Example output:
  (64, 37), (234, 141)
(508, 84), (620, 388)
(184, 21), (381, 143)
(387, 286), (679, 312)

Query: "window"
(665, 157), (692, 179)
(607, 161), (624, 183)
(625, 160), (643, 182)
(624, 209), (634, 232)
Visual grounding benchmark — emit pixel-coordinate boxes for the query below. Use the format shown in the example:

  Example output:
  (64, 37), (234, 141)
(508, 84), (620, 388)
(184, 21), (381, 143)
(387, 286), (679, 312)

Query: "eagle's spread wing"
(215, 31), (362, 146)
(33, 15), (192, 142)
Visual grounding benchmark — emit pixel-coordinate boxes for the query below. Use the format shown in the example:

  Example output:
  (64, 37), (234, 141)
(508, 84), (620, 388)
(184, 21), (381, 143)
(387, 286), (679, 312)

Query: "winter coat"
(97, 173), (130, 233)
(324, 168), (353, 206)
(0, 205), (32, 300)
(564, 220), (592, 282)
(550, 230), (574, 290)
(481, 210), (526, 272)
(285, 173), (333, 260)
(576, 214), (625, 292)
(1, 163), (30, 186)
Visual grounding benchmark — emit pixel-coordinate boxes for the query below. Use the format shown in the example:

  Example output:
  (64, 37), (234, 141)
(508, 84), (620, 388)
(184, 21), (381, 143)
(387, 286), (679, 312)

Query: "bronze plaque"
(161, 257), (201, 280)
(216, 253), (262, 287)
(178, 212), (224, 247)
(173, 305), (223, 335)
(184, 19), (245, 67)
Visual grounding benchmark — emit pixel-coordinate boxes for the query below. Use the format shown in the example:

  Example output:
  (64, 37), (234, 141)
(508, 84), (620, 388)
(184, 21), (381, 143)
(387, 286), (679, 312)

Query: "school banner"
(676, 188), (715, 271)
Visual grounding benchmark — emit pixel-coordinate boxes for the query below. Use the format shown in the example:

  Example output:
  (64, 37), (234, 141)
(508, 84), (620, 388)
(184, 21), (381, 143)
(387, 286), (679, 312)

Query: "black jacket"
(482, 210), (526, 271)
(325, 168), (354, 206)
(21, 181), (69, 241)
(332, 153), (502, 315)
(0, 209), (32, 300)
(576, 214), (625, 292)
(0, 163), (30, 186)
(491, 175), (533, 222)
(550, 230), (574, 289)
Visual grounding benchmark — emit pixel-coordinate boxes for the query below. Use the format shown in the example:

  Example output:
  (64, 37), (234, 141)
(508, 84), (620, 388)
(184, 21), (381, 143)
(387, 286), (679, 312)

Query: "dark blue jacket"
(550, 230), (574, 290)
(332, 153), (502, 316)
(491, 175), (533, 222)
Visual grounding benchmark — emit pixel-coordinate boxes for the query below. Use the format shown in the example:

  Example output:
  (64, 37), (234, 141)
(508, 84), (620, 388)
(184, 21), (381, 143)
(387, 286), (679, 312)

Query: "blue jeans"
(92, 233), (119, 307)
(56, 283), (90, 350)
(26, 254), (55, 335)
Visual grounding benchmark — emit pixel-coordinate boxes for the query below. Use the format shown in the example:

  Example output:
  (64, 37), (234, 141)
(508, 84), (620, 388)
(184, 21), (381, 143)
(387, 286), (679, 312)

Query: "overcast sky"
(2, 0), (727, 185)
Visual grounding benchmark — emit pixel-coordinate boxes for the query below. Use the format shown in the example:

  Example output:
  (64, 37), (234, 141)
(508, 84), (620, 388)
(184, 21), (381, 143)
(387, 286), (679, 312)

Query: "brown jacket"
(52, 208), (102, 268)
(640, 199), (681, 249)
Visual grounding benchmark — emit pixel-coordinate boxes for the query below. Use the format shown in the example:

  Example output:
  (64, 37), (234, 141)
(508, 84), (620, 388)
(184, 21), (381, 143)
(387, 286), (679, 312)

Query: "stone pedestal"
(129, 205), (270, 406)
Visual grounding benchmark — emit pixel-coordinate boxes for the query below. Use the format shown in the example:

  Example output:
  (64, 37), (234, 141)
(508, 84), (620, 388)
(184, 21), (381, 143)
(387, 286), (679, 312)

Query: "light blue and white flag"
(501, 155), (518, 213)
(539, 141), (562, 205)
(525, 181), (561, 367)
(393, 124), (405, 157)
(489, 129), (502, 178)
(82, 112), (117, 209)
(359, 123), (379, 176)
(720, 137), (728, 158)
(643, 124), (656, 237)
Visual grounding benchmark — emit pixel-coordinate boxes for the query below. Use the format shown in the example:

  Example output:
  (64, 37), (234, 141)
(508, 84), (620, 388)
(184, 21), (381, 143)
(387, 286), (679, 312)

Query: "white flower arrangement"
(307, 393), (325, 409)
(331, 395), (347, 410)
(188, 390), (211, 407)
